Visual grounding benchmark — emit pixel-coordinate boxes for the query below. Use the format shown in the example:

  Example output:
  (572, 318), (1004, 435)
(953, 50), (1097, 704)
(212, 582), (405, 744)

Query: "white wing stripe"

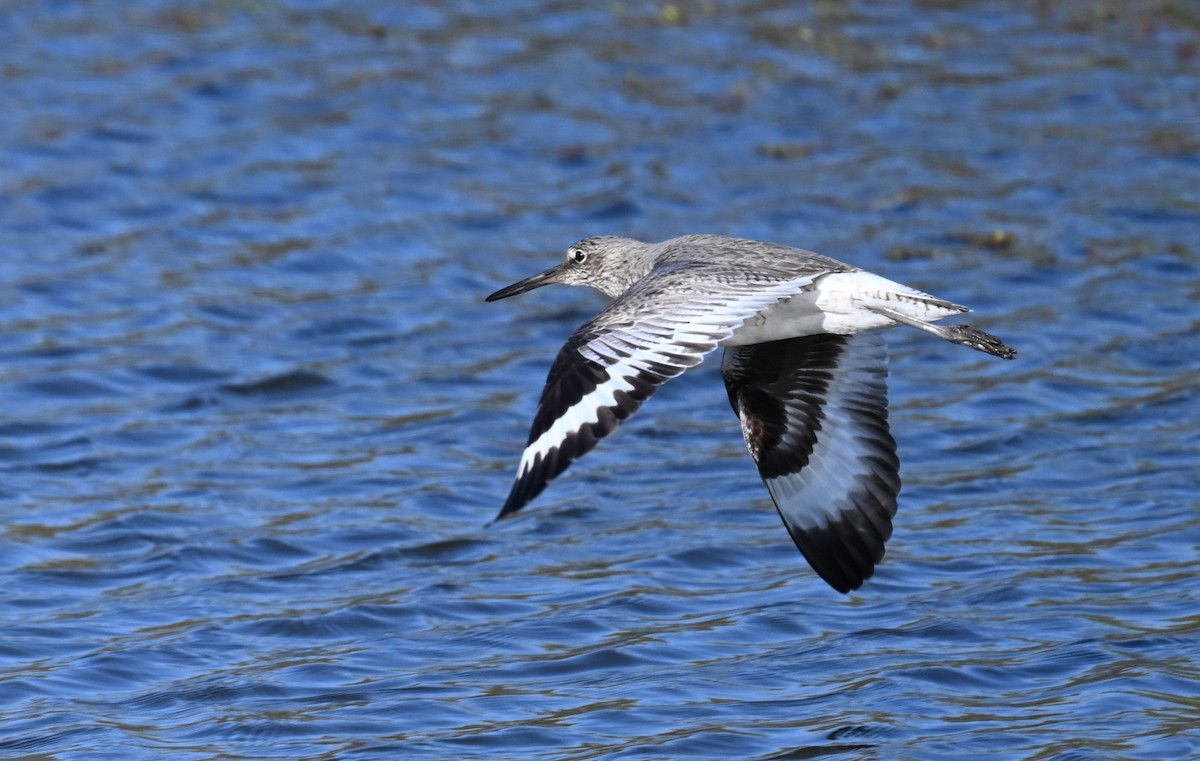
(519, 372), (636, 475)
(772, 348), (886, 530)
(509, 275), (818, 502)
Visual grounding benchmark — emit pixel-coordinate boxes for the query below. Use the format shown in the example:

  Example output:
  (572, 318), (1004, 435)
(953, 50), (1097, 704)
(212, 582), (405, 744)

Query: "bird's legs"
(868, 305), (1016, 360)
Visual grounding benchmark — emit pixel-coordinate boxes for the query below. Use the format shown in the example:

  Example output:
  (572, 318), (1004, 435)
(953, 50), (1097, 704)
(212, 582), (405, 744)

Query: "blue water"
(2, 1), (1198, 758)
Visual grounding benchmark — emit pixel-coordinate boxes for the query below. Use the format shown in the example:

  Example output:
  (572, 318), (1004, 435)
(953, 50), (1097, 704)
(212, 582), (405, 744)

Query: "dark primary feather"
(722, 333), (900, 592)
(494, 260), (819, 522)
(495, 327), (670, 518)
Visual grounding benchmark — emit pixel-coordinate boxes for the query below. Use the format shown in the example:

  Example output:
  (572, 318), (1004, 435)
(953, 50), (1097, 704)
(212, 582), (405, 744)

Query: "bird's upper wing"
(495, 262), (818, 520)
(721, 332), (899, 593)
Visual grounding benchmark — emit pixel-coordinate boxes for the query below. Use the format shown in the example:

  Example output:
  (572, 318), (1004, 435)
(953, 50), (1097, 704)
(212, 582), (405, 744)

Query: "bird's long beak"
(485, 263), (565, 302)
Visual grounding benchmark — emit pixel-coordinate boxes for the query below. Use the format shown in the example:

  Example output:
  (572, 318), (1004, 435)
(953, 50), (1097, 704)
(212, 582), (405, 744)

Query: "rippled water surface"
(2, 1), (1199, 758)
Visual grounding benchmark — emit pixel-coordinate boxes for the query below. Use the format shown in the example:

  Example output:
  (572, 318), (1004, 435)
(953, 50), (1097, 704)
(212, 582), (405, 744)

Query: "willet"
(486, 234), (1015, 593)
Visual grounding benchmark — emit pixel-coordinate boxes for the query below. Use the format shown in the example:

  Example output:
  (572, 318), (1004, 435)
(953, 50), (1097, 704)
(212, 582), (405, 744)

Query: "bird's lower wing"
(495, 268), (816, 520)
(721, 333), (899, 593)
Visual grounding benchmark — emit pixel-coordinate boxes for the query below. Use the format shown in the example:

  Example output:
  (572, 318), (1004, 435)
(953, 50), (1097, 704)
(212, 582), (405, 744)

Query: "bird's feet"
(867, 305), (1017, 360)
(944, 325), (1017, 359)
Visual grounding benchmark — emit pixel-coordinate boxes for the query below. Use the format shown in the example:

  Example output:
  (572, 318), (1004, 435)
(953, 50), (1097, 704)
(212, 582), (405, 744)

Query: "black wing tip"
(492, 472), (543, 523)
(491, 447), (563, 524)
(787, 503), (894, 594)
(821, 563), (876, 594)
(493, 498), (526, 522)
(488, 496), (530, 528)
(804, 548), (877, 594)
(809, 553), (880, 595)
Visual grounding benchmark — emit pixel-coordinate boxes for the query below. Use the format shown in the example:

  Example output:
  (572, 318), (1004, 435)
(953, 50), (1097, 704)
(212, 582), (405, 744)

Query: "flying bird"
(485, 234), (1015, 593)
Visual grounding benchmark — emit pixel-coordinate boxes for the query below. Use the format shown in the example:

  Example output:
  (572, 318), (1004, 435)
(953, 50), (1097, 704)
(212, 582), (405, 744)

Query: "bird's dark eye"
(570, 249), (587, 264)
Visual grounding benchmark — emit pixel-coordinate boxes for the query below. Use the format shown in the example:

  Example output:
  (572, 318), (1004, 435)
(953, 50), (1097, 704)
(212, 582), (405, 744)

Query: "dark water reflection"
(1, 1), (1198, 758)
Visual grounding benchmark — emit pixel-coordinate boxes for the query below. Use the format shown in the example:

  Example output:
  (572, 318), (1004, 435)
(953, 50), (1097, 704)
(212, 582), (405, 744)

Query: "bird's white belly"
(722, 271), (958, 346)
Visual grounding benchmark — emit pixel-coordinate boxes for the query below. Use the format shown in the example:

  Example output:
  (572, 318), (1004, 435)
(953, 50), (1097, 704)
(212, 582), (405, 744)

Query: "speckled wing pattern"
(495, 262), (818, 520)
(721, 332), (899, 593)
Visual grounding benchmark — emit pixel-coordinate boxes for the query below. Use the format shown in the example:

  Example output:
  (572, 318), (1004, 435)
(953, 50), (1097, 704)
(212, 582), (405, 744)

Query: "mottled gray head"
(485, 236), (653, 301)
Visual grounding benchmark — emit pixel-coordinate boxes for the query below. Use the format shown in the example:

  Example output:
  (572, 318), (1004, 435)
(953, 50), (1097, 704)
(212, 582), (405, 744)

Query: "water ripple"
(0, 1), (1198, 759)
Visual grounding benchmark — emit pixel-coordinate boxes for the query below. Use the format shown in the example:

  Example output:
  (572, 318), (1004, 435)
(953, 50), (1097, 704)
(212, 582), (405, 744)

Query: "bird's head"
(485, 236), (650, 302)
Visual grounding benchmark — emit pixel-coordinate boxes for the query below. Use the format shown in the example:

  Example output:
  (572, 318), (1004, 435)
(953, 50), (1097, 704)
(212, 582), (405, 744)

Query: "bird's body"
(486, 234), (1015, 593)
